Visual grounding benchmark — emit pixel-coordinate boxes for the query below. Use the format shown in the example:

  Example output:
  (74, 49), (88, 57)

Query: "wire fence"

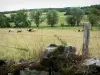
(0, 32), (100, 38)
(0, 32), (100, 75)
(0, 32), (100, 60)
(0, 33), (100, 48)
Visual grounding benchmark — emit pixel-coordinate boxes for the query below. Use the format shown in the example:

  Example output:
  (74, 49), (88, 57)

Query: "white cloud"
(0, 0), (100, 11)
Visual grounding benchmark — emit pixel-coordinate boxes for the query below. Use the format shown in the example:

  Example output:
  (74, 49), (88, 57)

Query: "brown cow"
(27, 28), (37, 32)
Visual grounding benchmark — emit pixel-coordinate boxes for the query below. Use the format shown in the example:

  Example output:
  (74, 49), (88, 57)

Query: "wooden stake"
(82, 22), (90, 59)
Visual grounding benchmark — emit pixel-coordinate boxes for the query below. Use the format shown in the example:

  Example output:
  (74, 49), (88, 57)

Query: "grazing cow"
(78, 29), (84, 32)
(27, 28), (37, 32)
(9, 29), (14, 32)
(27, 28), (33, 32)
(17, 30), (22, 33)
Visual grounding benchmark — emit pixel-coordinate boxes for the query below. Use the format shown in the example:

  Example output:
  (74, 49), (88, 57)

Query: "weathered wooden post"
(82, 22), (91, 59)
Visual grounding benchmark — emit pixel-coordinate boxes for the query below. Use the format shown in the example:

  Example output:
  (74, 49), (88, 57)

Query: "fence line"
(0, 33), (100, 38)
(0, 38), (100, 50)
(0, 44), (29, 50)
(0, 31), (99, 52)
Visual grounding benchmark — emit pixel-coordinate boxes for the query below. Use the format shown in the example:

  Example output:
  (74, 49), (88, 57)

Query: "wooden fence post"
(82, 22), (91, 59)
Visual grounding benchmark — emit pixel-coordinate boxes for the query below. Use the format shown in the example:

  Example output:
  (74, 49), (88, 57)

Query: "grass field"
(0, 27), (100, 61)
(1, 12), (100, 61)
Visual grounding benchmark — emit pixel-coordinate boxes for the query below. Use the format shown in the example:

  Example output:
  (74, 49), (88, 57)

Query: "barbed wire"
(0, 44), (29, 51)
(0, 32), (100, 38)
(0, 30), (99, 50)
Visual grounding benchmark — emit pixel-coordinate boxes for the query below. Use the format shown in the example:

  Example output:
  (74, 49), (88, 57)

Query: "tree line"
(0, 7), (100, 28)
(0, 9), (59, 28)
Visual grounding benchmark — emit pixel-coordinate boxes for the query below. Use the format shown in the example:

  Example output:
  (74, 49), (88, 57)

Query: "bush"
(60, 23), (64, 27)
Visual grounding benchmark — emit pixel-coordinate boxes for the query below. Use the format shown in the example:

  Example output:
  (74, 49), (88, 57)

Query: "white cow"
(9, 29), (14, 32)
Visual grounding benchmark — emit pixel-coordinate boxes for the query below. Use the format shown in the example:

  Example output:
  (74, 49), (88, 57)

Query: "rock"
(84, 58), (100, 66)
(42, 44), (76, 59)
(0, 60), (6, 66)
(42, 44), (57, 59)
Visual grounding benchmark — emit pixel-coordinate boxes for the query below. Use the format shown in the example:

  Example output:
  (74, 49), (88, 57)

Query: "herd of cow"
(9, 28), (37, 33)
(9, 29), (84, 33)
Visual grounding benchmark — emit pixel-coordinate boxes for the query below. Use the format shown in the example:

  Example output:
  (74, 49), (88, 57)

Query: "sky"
(0, 0), (100, 11)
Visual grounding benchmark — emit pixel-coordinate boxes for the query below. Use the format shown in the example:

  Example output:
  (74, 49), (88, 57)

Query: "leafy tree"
(47, 10), (58, 27)
(0, 14), (10, 28)
(66, 16), (76, 26)
(14, 10), (31, 28)
(10, 14), (16, 22)
(91, 4), (100, 10)
(88, 14), (99, 26)
(89, 8), (100, 16)
(88, 8), (100, 27)
(64, 7), (71, 15)
(30, 10), (44, 27)
(70, 8), (84, 26)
